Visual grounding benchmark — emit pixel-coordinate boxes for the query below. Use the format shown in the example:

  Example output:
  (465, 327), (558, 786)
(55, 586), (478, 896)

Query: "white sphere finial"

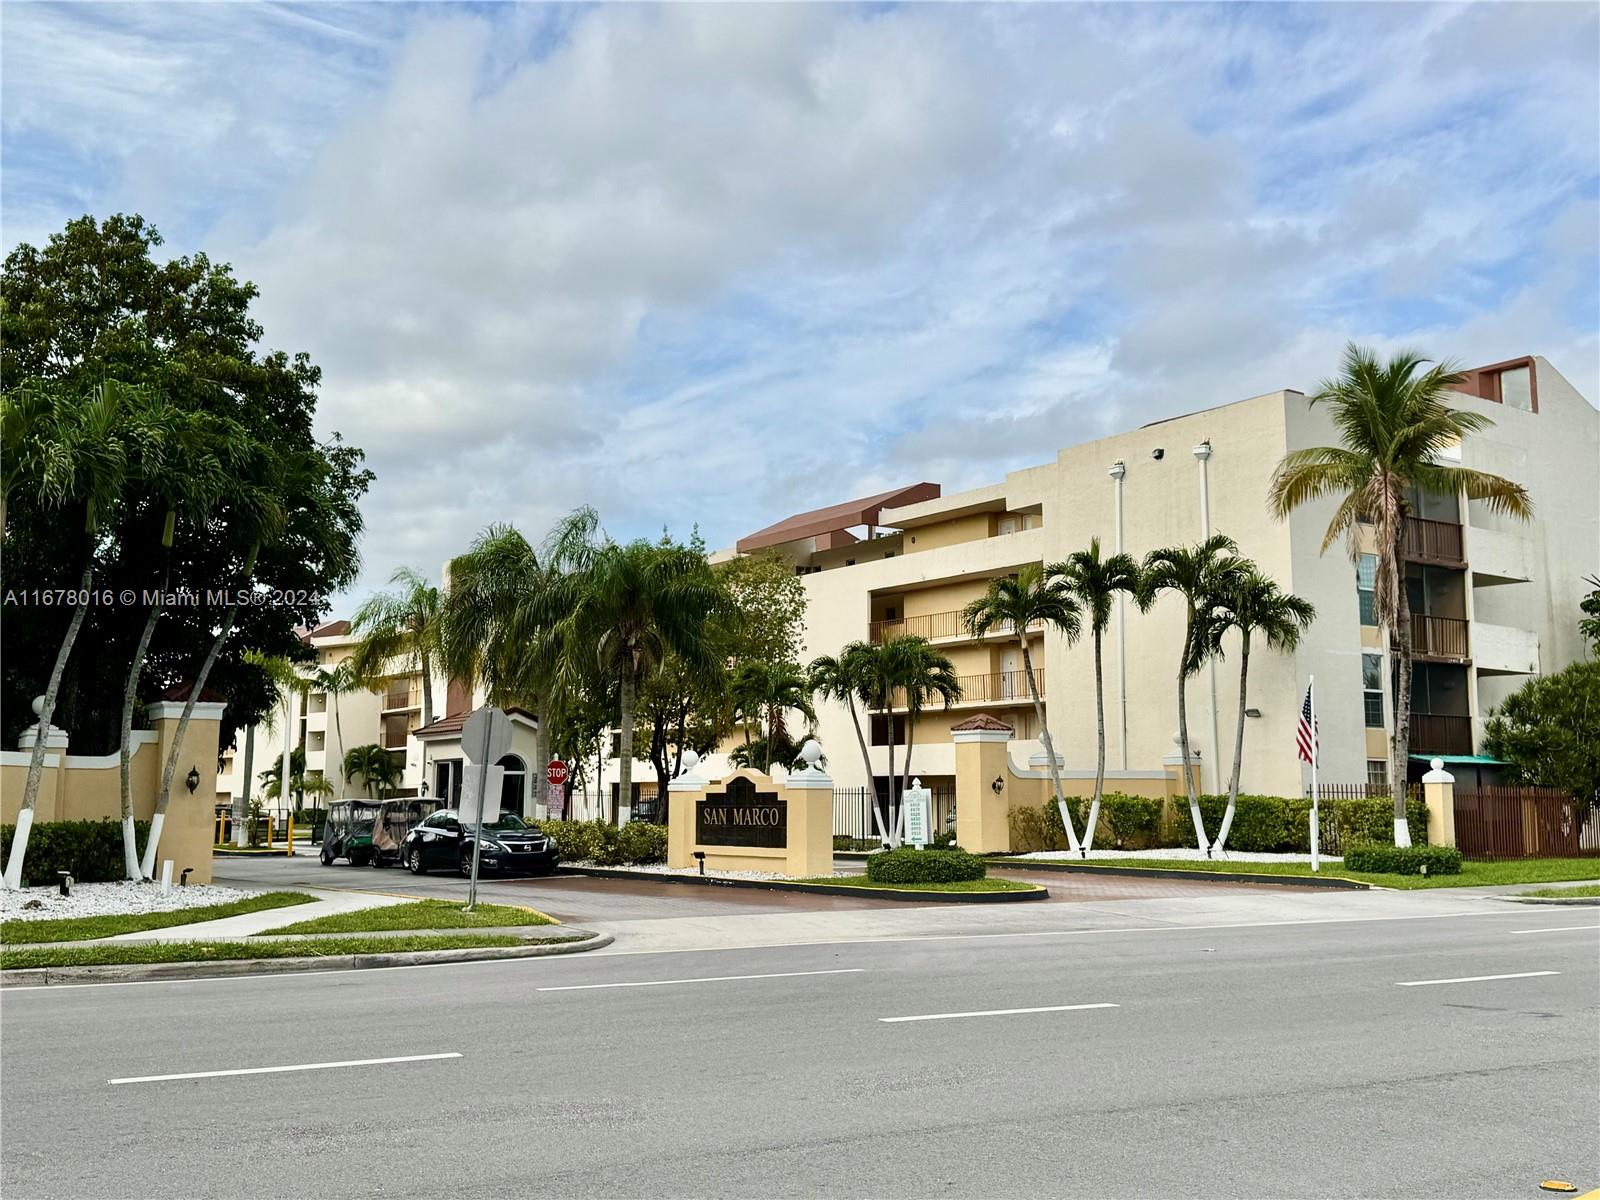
(32, 695), (46, 718)
(679, 749), (700, 775)
(1430, 757), (1443, 772)
(800, 739), (822, 767)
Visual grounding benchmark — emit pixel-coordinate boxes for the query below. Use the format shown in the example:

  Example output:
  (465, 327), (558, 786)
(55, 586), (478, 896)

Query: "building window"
(1356, 554), (1378, 625)
(1362, 653), (1384, 728)
(1366, 759), (1388, 789)
(1497, 366), (1533, 412)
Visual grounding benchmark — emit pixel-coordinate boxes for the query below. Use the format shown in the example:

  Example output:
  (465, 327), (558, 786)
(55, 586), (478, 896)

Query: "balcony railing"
(1401, 516), (1464, 564)
(1405, 614), (1470, 659)
(382, 680), (422, 712)
(1409, 713), (1472, 756)
(875, 668), (1043, 710)
(868, 610), (1043, 644)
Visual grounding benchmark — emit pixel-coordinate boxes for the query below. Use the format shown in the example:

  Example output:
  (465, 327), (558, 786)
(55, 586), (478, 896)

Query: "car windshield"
(482, 814), (532, 832)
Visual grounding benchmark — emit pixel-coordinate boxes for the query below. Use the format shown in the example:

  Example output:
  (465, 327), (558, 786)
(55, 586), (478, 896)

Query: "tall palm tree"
(539, 539), (724, 824)
(808, 643), (882, 836)
(961, 566), (1083, 850)
(350, 567), (444, 727)
(1137, 534), (1247, 855)
(1269, 344), (1532, 846)
(885, 637), (960, 822)
(730, 660), (816, 772)
(1208, 568), (1316, 854)
(1050, 538), (1141, 855)
(309, 661), (358, 797)
(5, 381), (134, 891)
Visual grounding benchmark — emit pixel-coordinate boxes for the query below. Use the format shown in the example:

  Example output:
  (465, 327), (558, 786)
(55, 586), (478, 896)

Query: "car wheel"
(407, 847), (426, 875)
(458, 849), (475, 878)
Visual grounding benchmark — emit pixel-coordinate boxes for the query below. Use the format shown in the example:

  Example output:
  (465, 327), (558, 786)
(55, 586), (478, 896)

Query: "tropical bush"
(537, 819), (667, 866)
(617, 822), (667, 865)
(0, 819), (150, 888)
(833, 836), (880, 852)
(866, 846), (986, 884)
(1343, 843), (1462, 875)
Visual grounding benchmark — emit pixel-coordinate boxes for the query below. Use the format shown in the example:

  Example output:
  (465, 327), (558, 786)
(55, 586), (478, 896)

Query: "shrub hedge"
(0, 819), (151, 888)
(1342, 843), (1462, 875)
(1007, 792), (1430, 855)
(834, 836), (880, 852)
(866, 846), (987, 884)
(536, 819), (667, 866)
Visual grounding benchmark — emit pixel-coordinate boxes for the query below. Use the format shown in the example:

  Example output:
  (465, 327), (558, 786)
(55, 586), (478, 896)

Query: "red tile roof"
(736, 483), (941, 553)
(949, 713), (1013, 732)
(412, 706), (539, 740)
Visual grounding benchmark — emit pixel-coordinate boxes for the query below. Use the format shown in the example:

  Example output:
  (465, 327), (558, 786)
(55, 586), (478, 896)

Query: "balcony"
(382, 679), (422, 713)
(869, 609), (1043, 644)
(1403, 613), (1470, 660)
(1468, 525), (1533, 585)
(1471, 621), (1540, 676)
(1409, 713), (1472, 756)
(1401, 516), (1464, 566)
(875, 668), (1042, 710)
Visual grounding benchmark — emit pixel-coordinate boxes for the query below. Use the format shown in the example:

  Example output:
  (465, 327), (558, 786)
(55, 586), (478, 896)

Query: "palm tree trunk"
(1213, 631), (1251, 855)
(617, 672), (635, 826)
(1025, 637), (1080, 853)
(330, 693), (344, 797)
(1391, 535), (1415, 848)
(142, 602), (239, 877)
(899, 714), (917, 842)
(1083, 629), (1107, 856)
(885, 710), (898, 848)
(120, 589), (163, 879)
(845, 694), (887, 843)
(4, 559), (95, 890)
(530, 705), (547, 820)
(235, 725), (255, 848)
(420, 654), (435, 728)
(1176, 616), (1208, 855)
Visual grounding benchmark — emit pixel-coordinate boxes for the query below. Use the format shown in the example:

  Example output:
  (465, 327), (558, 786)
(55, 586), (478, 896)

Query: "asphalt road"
(3, 901), (1595, 1198)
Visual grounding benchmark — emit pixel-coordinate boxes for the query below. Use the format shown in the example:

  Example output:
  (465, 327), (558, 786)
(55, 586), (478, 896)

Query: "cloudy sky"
(5, 2), (1597, 605)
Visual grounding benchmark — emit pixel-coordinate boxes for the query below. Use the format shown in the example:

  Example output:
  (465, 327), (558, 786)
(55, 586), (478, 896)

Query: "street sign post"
(462, 706), (513, 912)
(546, 759), (569, 788)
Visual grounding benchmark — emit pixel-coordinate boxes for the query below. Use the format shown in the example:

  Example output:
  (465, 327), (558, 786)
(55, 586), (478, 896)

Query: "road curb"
(988, 859), (1369, 890)
(1497, 895), (1600, 906)
(0, 929), (613, 987)
(556, 866), (1048, 903)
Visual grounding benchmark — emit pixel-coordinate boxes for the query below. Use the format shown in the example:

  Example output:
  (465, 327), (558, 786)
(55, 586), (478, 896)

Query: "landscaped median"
(2, 891), (316, 944)
(992, 854), (1600, 890)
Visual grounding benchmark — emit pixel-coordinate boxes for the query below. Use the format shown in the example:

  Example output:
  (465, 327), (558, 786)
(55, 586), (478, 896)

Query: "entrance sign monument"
(668, 741), (833, 877)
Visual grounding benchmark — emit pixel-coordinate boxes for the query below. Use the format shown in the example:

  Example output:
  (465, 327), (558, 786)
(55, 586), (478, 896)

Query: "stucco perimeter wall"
(0, 703), (221, 884)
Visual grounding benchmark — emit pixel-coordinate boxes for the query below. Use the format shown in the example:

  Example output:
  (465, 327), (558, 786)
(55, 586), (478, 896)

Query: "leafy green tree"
(1484, 660), (1600, 806)
(351, 568), (443, 726)
(1579, 575), (1600, 656)
(1269, 344), (1531, 846)
(962, 566), (1082, 849)
(344, 744), (401, 799)
(1049, 538), (1141, 854)
(1138, 535), (1248, 854)
(1208, 568), (1316, 854)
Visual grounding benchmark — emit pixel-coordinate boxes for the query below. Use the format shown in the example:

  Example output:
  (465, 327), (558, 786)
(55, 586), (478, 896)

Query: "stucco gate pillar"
(1421, 757), (1456, 849)
(952, 714), (1015, 854)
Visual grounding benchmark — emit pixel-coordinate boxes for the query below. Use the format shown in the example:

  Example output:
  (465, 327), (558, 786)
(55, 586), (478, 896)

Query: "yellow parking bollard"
(286, 815), (295, 857)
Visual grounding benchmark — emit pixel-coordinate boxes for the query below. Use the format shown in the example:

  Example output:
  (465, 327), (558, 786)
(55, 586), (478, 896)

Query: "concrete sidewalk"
(104, 886), (411, 942)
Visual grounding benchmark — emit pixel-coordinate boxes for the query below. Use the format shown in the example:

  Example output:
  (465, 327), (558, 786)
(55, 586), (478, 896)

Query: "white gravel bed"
(1017, 848), (1343, 865)
(1, 881), (258, 921)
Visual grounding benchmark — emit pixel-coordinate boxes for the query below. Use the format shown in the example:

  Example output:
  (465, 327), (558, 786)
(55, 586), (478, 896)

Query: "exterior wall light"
(991, 776), (1005, 794)
(1245, 708), (1262, 719)
(185, 766), (201, 794)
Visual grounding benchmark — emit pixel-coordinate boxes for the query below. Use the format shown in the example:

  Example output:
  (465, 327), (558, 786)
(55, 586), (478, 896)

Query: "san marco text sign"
(696, 778), (786, 849)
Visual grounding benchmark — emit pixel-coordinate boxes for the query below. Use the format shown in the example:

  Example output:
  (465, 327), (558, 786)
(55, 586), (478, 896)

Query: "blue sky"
(4, 2), (1597, 604)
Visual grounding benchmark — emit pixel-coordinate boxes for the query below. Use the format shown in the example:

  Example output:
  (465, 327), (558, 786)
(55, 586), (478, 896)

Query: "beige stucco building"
(695, 354), (1596, 805)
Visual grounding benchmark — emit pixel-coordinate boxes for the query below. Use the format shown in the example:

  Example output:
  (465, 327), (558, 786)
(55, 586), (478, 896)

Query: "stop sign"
(546, 759), (569, 787)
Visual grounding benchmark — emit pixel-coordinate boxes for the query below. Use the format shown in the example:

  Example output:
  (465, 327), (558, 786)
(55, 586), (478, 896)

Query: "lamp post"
(1108, 460), (1129, 771)
(1192, 440), (1222, 795)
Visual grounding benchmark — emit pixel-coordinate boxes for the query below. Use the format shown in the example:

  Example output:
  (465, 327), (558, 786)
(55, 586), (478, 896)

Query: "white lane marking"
(4, 906), (1575, 991)
(538, 968), (864, 992)
(881, 1003), (1118, 1024)
(109, 1052), (462, 1085)
(1395, 971), (1560, 988)
(1512, 925), (1600, 935)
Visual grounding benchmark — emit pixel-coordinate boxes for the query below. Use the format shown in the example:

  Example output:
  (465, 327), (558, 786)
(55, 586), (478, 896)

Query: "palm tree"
(730, 660), (816, 772)
(1208, 569), (1316, 854)
(350, 567), (443, 727)
(1269, 344), (1532, 846)
(4, 381), (133, 890)
(309, 661), (357, 796)
(885, 637), (960, 813)
(1050, 539), (1141, 855)
(344, 743), (400, 798)
(808, 643), (882, 836)
(1138, 534), (1248, 855)
(540, 538), (724, 824)
(961, 566), (1083, 850)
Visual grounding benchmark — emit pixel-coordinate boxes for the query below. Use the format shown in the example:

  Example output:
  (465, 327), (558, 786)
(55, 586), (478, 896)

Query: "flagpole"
(1309, 674), (1320, 873)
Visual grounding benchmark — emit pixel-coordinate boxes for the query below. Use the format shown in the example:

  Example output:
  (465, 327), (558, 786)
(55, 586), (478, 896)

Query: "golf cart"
(322, 798), (440, 867)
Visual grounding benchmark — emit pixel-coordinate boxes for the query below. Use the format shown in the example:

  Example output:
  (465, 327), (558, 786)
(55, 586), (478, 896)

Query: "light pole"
(1192, 440), (1222, 795)
(1108, 460), (1129, 771)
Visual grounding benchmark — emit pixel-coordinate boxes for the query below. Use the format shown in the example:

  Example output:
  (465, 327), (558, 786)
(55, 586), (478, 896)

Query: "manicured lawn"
(792, 876), (1040, 894)
(1, 892), (316, 945)
(1520, 883), (1600, 899)
(260, 899), (555, 935)
(993, 856), (1600, 890)
(1, 933), (549, 971)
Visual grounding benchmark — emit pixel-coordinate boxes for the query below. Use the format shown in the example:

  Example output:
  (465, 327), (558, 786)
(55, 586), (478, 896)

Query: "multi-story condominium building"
(697, 354), (1596, 804)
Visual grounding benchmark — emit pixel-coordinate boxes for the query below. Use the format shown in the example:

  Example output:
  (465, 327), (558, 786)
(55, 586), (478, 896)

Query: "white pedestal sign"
(904, 778), (932, 850)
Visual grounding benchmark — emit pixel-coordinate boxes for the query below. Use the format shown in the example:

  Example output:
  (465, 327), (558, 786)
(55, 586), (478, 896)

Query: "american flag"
(1296, 683), (1319, 765)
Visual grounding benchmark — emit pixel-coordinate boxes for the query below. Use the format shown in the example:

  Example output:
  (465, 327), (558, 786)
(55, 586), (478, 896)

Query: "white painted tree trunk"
(1024, 638), (1080, 853)
(1082, 630), (1107, 856)
(3, 809), (35, 891)
(120, 593), (163, 879)
(1177, 641), (1209, 855)
(617, 672), (635, 826)
(1211, 633), (1251, 856)
(234, 724), (255, 848)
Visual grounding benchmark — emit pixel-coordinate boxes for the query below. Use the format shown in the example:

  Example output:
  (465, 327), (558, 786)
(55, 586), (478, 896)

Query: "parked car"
(401, 810), (559, 877)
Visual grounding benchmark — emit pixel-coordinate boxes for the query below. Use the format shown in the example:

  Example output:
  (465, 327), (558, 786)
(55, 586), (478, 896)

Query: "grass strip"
(260, 899), (555, 935)
(1, 934), (542, 971)
(993, 856), (1600, 890)
(2, 892), (317, 945)
(790, 877), (1039, 893)
(1520, 883), (1600, 899)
